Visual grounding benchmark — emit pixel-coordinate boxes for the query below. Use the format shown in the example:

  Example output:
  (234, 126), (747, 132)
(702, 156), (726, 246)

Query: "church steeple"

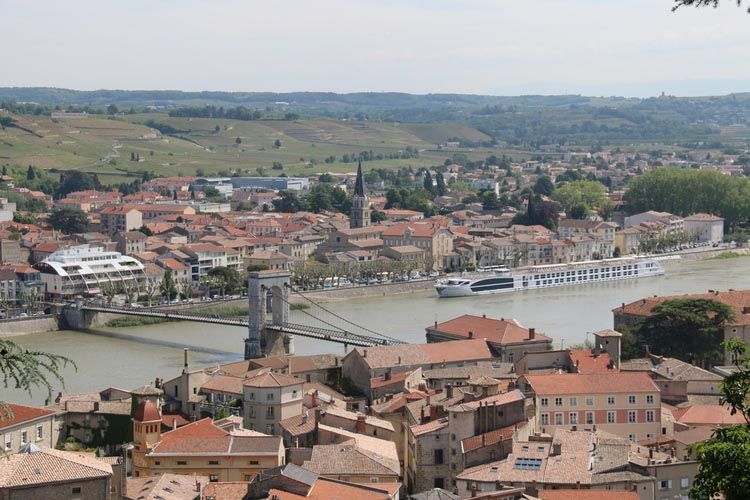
(350, 161), (371, 229)
(354, 161), (366, 197)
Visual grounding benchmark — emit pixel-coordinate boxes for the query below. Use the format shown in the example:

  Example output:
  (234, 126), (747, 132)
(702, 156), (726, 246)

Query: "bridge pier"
(246, 270), (293, 359)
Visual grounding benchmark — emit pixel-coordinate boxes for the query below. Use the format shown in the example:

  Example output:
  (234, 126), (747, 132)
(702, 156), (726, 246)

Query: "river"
(6, 256), (749, 404)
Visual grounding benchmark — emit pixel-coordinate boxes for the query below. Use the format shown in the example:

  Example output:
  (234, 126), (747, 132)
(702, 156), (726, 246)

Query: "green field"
(0, 112), (501, 180)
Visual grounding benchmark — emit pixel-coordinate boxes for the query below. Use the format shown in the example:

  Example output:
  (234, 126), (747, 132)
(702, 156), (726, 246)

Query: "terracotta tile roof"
(322, 406), (394, 432)
(524, 372), (659, 395)
(381, 222), (445, 238)
(151, 418), (282, 455)
(302, 440), (400, 477)
(243, 371), (303, 388)
(133, 400), (161, 422)
(426, 314), (551, 345)
(200, 374), (245, 396)
(671, 404), (746, 425)
(0, 404), (57, 430)
(126, 473), (206, 500)
(452, 390), (525, 411)
(200, 482), (251, 499)
(350, 338), (493, 370)
(539, 491), (639, 500)
(280, 409), (316, 437)
(461, 423), (518, 453)
(569, 349), (617, 373)
(161, 412), (191, 429)
(410, 417), (449, 437)
(371, 370), (412, 389)
(268, 478), (394, 500)
(0, 447), (111, 488)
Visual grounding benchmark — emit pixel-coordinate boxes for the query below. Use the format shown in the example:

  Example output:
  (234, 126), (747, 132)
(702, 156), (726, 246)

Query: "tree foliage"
(690, 338), (750, 500)
(624, 168), (750, 229)
(48, 207), (89, 234)
(673, 0), (749, 13)
(633, 298), (735, 367)
(552, 180), (612, 218)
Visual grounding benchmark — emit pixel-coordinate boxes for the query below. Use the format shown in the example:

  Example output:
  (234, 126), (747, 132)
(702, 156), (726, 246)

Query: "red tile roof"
(461, 423), (518, 453)
(539, 491), (639, 500)
(569, 349), (617, 373)
(133, 400), (161, 422)
(427, 314), (551, 345)
(268, 478), (393, 500)
(671, 404), (746, 426)
(0, 404), (57, 430)
(524, 372), (659, 395)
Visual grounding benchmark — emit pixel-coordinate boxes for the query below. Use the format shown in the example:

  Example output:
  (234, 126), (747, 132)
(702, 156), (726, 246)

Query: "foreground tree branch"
(673, 0), (749, 13)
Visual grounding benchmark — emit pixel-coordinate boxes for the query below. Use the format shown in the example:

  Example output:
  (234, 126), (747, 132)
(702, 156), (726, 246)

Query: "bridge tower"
(246, 270), (293, 359)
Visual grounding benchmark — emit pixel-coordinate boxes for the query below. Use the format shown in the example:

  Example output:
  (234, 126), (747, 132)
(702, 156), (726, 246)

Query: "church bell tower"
(350, 161), (371, 229)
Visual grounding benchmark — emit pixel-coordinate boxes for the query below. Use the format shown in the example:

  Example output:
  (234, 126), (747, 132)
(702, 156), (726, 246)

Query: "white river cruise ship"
(435, 257), (665, 298)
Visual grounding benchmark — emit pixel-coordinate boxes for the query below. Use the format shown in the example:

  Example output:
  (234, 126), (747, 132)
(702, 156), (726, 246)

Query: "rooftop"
(426, 314), (551, 345)
(523, 372), (659, 395)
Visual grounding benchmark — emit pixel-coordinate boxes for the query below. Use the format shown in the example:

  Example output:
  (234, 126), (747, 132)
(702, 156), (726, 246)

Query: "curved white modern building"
(36, 245), (147, 299)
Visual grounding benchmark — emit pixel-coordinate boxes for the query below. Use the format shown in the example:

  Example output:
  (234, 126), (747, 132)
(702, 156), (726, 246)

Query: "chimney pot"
(356, 414), (366, 433)
(468, 331), (474, 339)
(529, 328), (535, 340)
(363, 349), (367, 358)
(183, 347), (189, 368)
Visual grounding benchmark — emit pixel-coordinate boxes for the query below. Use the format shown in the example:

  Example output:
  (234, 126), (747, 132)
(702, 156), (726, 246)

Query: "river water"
(6, 257), (749, 404)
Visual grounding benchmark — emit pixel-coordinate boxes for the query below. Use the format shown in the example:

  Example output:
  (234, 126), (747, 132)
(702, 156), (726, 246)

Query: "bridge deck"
(79, 304), (403, 347)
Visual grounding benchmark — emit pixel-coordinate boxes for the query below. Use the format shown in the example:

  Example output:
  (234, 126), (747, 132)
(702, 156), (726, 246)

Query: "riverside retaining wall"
(0, 316), (59, 336)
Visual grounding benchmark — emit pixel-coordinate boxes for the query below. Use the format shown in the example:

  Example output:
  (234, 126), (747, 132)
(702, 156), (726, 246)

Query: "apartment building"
(100, 206), (143, 236)
(520, 372), (661, 442)
(382, 222), (453, 271)
(242, 372), (304, 435)
(557, 219), (616, 259)
(0, 403), (62, 454)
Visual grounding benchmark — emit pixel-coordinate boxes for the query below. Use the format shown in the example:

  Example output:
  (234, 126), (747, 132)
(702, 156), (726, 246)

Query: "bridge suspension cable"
(289, 287), (402, 344)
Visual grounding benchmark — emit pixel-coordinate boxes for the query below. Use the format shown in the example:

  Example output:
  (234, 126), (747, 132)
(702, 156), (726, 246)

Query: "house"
(0, 445), (115, 500)
(455, 429), (654, 498)
(519, 372), (661, 442)
(302, 440), (400, 484)
(624, 211), (684, 233)
(100, 206), (143, 236)
(425, 314), (552, 363)
(683, 213), (724, 243)
(132, 401), (284, 481)
(557, 219), (616, 259)
(342, 339), (494, 401)
(114, 230), (147, 255)
(0, 403), (62, 454)
(381, 222), (453, 271)
(243, 372), (304, 435)
(247, 250), (292, 270)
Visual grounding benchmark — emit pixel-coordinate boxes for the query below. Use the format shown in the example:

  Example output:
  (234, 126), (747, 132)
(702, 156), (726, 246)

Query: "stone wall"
(293, 279), (434, 303)
(0, 315), (59, 337)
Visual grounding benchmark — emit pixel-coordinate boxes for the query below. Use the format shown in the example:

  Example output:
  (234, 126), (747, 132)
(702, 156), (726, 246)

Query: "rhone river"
(7, 257), (750, 404)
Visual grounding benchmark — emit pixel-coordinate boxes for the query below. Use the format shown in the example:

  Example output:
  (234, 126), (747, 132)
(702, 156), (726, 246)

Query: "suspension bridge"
(69, 270), (405, 358)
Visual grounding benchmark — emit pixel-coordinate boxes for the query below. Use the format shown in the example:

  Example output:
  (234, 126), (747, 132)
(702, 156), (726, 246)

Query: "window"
(540, 397), (549, 407)
(249, 460), (259, 465)
(680, 478), (689, 488)
(607, 412), (616, 424)
(36, 425), (43, 441)
(176, 461), (187, 465)
(585, 397), (594, 406)
(646, 410), (655, 423)
(646, 394), (654, 404)
(266, 407), (274, 418)
(369, 477), (379, 483)
(607, 396), (616, 405)
(629, 434), (636, 442)
(555, 413), (563, 425)
(72, 487), (82, 499)
(659, 480), (672, 490)
(267, 393), (274, 401)
(266, 424), (274, 434)
(208, 460), (219, 465)
(569, 397), (577, 407)
(541, 413), (549, 425)
(21, 431), (27, 445)
(628, 411), (637, 423)
(628, 395), (636, 404)
(292, 390), (298, 398)
(434, 449), (444, 465)
(554, 397), (563, 407)
(434, 477), (444, 489)
(209, 474), (219, 482)
(569, 412), (578, 425)
(585, 412), (594, 425)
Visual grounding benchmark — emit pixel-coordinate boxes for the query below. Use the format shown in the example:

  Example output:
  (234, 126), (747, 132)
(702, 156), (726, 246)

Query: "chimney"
(172, 418), (177, 430)
(314, 408), (321, 430)
(551, 442), (562, 456)
(529, 328), (535, 340)
(430, 406), (438, 421)
(385, 370), (391, 381)
(446, 384), (454, 399)
(420, 406), (425, 422)
(397, 356), (401, 365)
(195, 477), (201, 493)
(621, 302), (625, 310)
(363, 349), (367, 358)
(468, 331), (474, 339)
(743, 306), (750, 315)
(311, 391), (318, 408)
(183, 348), (189, 368)
(356, 414), (366, 433)
(482, 314), (486, 318)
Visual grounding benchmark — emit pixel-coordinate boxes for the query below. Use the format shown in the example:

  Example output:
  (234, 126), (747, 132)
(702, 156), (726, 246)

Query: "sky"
(1, 0), (749, 98)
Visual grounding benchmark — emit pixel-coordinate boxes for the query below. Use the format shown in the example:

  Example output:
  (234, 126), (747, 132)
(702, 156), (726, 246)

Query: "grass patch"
(290, 302), (310, 311)
(711, 251), (748, 260)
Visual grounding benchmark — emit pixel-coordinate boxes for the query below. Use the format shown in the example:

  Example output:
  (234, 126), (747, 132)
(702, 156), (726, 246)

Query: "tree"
(107, 104), (119, 115)
(690, 338), (750, 499)
(569, 203), (589, 220)
(533, 175), (555, 196)
(160, 270), (178, 301)
(634, 298), (736, 367)
(272, 162), (283, 170)
(481, 190), (500, 211)
(423, 171), (434, 194)
(274, 139), (282, 149)
(435, 172), (447, 196)
(552, 180), (611, 218)
(57, 171), (101, 198)
(1, 338), (75, 415)
(207, 267), (243, 296)
(26, 165), (35, 181)
(235, 137), (242, 145)
(371, 210), (387, 223)
(673, 0), (749, 13)
(48, 207), (89, 234)
(273, 190), (304, 213)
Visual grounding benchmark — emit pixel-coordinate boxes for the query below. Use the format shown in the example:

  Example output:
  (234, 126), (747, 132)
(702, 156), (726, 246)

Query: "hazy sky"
(2, 0), (749, 97)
